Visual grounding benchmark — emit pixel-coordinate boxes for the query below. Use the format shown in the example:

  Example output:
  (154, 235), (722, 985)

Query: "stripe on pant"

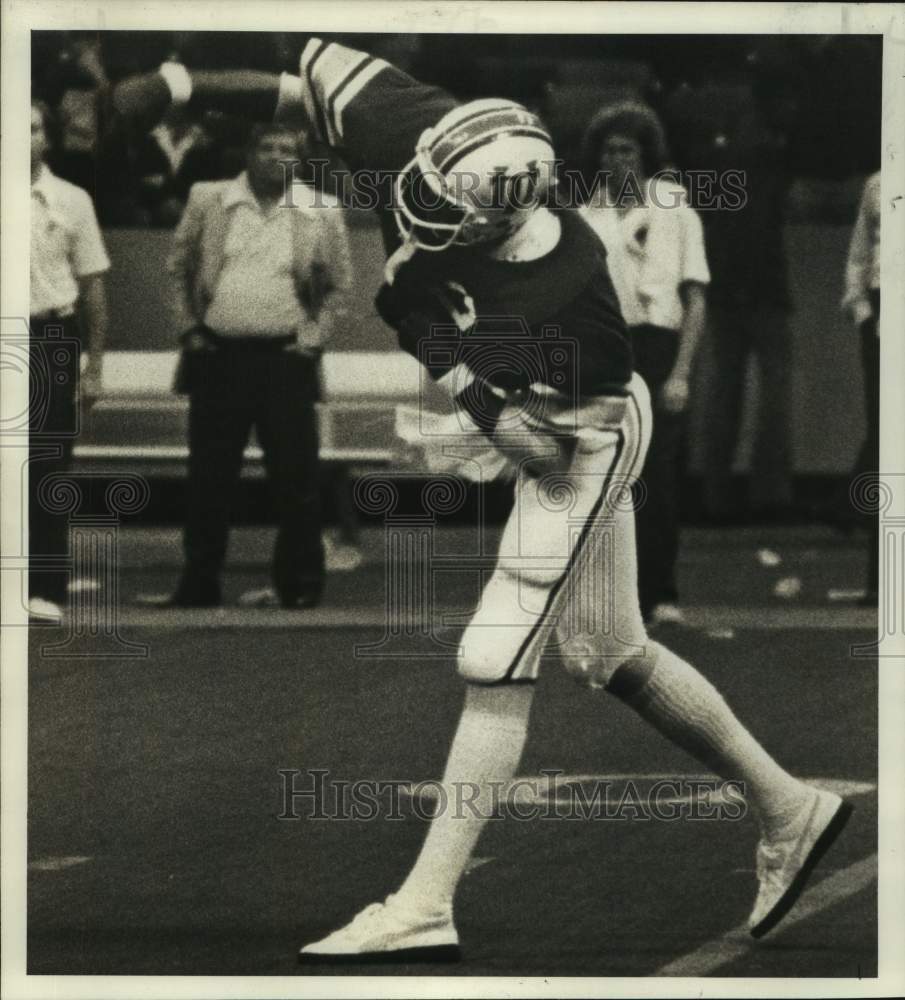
(481, 385), (646, 686)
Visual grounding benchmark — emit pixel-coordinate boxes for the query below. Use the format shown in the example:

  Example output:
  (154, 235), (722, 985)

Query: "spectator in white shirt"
(581, 102), (710, 626)
(30, 99), (110, 621)
(842, 170), (880, 604)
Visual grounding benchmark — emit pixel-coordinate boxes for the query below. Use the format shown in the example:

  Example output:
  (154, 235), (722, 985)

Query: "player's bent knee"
(457, 647), (500, 684)
(457, 641), (513, 684)
(560, 634), (656, 690)
(457, 628), (538, 685)
(604, 641), (664, 700)
(560, 649), (624, 689)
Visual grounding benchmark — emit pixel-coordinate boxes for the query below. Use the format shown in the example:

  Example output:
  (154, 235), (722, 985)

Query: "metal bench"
(74, 349), (425, 476)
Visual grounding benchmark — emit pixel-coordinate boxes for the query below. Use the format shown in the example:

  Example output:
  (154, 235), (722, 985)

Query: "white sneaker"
(298, 894), (460, 965)
(28, 597), (63, 623)
(749, 788), (853, 938)
(237, 587), (280, 608)
(650, 602), (685, 626)
(324, 534), (364, 572)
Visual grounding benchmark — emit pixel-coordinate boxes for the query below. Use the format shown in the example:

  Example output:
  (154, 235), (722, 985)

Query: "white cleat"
(649, 602), (685, 627)
(749, 787), (854, 938)
(28, 597), (63, 624)
(298, 895), (461, 965)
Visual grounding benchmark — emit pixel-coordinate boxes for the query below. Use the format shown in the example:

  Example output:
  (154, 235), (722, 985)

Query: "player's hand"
(660, 374), (690, 414)
(437, 282), (476, 333)
(491, 405), (571, 475)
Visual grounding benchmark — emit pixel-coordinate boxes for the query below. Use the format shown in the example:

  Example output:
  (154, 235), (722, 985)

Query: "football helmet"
(395, 98), (556, 251)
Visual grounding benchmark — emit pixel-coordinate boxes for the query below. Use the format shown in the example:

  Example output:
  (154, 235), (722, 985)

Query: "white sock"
(394, 682), (534, 912)
(609, 641), (806, 836)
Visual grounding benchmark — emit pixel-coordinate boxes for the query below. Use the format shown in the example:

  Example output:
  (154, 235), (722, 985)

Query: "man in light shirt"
(149, 122), (351, 609)
(29, 99), (110, 622)
(842, 170), (880, 604)
(581, 102), (709, 626)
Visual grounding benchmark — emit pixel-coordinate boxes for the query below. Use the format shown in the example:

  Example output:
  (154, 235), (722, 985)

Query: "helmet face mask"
(395, 158), (472, 251)
(393, 100), (555, 253)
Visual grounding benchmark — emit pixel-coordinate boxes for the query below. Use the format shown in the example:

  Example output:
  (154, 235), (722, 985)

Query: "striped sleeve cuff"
(275, 72), (305, 125)
(299, 37), (389, 147)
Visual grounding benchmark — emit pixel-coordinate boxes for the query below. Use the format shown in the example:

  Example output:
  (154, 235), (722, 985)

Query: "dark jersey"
(392, 209), (632, 397)
(296, 38), (631, 399)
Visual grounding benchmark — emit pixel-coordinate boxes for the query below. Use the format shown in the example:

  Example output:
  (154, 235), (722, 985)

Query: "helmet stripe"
(430, 110), (550, 168)
(439, 126), (553, 175)
(428, 102), (525, 148)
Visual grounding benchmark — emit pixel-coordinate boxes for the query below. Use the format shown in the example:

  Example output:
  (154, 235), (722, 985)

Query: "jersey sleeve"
(287, 37), (458, 173)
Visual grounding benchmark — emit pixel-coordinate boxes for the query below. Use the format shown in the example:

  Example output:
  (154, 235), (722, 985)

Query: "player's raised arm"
(111, 36), (452, 172)
(112, 63), (285, 128)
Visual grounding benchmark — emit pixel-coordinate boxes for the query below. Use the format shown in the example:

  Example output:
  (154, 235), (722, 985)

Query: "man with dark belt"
(147, 122), (351, 609)
(29, 99), (110, 622)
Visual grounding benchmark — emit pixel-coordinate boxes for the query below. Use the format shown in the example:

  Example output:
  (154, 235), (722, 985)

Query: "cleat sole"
(750, 798), (854, 939)
(298, 943), (462, 965)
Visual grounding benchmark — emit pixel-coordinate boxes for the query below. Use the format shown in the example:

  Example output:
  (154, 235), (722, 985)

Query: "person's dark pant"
(631, 324), (683, 618)
(179, 337), (324, 605)
(703, 303), (793, 516)
(855, 291), (880, 595)
(29, 315), (81, 604)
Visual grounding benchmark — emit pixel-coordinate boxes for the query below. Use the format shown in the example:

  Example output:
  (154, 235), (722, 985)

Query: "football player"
(113, 39), (853, 962)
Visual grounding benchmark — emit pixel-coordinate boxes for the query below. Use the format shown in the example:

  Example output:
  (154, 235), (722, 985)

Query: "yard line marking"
(402, 775), (875, 809)
(100, 605), (879, 630)
(732, 867), (852, 875)
(537, 775), (876, 806)
(526, 774), (875, 795)
(28, 855), (91, 872)
(680, 607), (877, 630)
(654, 853), (877, 977)
(828, 588), (869, 602)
